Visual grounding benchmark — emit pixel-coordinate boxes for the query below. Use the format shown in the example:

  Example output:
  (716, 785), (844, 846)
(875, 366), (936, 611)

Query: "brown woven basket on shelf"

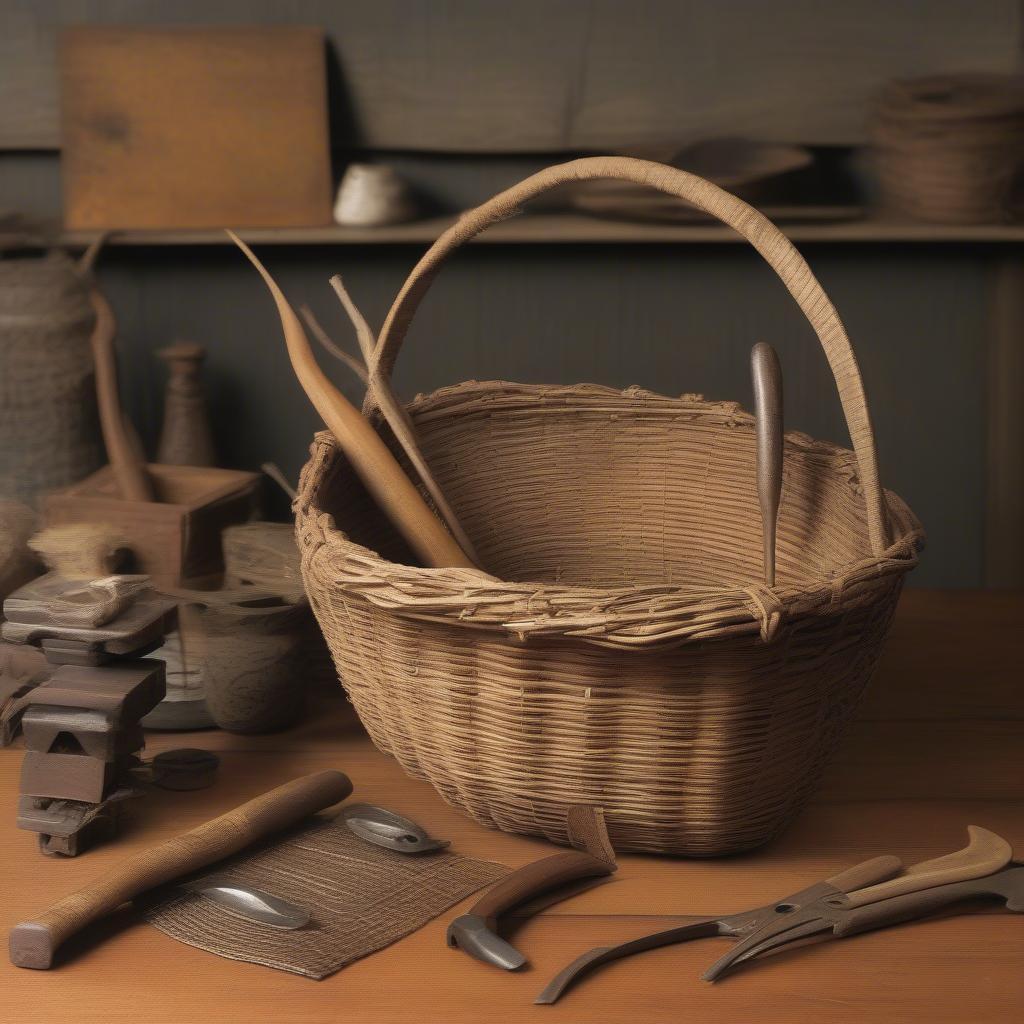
(870, 73), (1024, 224)
(294, 157), (923, 856)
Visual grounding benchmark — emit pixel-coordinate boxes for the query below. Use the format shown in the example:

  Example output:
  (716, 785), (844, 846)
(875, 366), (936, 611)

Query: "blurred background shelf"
(59, 210), (1024, 247)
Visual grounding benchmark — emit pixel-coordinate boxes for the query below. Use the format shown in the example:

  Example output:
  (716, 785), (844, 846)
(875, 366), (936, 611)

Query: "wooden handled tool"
(448, 850), (615, 970)
(540, 826), (1016, 1001)
(751, 342), (783, 587)
(9, 770), (352, 969)
(834, 862), (1024, 936)
(535, 852), (903, 1004)
(715, 836), (1020, 976)
(89, 289), (154, 503)
(838, 824), (1011, 908)
(229, 232), (479, 572)
(701, 825), (1013, 980)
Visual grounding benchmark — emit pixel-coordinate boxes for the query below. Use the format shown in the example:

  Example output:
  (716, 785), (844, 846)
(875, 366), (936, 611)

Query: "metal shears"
(537, 826), (1018, 1003)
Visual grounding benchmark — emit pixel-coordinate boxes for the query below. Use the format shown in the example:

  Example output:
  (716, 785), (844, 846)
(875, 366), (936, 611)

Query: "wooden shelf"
(59, 210), (1024, 247)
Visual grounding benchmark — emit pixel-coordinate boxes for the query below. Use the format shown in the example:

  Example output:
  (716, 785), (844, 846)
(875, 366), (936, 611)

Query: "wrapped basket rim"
(296, 382), (923, 649)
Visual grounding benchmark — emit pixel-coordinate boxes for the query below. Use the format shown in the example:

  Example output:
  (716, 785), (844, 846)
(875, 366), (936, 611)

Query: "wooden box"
(42, 465), (260, 586)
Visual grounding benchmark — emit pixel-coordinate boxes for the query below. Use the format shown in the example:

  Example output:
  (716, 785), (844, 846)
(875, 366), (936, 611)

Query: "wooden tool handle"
(837, 864), (1024, 937)
(9, 770), (352, 969)
(88, 289), (154, 503)
(825, 854), (904, 893)
(751, 343), (783, 587)
(472, 852), (615, 925)
(229, 232), (478, 572)
(843, 826), (1012, 909)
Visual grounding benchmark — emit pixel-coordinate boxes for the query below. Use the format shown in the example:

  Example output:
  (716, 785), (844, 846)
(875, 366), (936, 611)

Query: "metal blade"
(535, 918), (724, 1004)
(535, 947), (617, 1004)
(446, 914), (527, 971)
(186, 876), (310, 929)
(342, 803), (450, 854)
(702, 909), (831, 982)
(711, 919), (834, 976)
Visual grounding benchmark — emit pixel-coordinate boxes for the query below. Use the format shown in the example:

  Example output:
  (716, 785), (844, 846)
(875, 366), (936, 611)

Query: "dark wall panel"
(88, 241), (987, 588)
(1, 0), (1019, 150)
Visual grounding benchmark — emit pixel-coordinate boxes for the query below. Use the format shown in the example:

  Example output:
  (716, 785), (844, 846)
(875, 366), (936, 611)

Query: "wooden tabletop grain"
(2, 588), (1021, 1023)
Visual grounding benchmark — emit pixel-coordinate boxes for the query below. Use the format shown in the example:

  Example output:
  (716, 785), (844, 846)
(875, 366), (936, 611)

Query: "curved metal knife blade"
(535, 918), (723, 1004)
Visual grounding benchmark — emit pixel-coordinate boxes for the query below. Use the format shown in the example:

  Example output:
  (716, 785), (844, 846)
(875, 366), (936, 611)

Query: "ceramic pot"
(186, 590), (310, 734)
(333, 164), (417, 226)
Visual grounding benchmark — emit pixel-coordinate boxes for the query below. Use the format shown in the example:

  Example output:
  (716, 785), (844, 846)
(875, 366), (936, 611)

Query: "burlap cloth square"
(141, 815), (508, 979)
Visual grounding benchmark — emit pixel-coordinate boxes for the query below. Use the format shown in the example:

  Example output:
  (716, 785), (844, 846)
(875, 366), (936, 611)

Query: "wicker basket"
(295, 158), (923, 856)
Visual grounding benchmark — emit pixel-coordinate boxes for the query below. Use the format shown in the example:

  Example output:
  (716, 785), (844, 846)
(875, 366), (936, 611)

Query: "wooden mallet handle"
(9, 770), (353, 969)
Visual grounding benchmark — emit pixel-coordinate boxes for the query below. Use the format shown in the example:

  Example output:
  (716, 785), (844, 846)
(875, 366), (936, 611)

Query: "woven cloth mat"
(141, 815), (508, 979)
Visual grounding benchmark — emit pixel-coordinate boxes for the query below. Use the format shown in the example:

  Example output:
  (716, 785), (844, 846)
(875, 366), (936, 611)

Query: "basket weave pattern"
(0, 252), (102, 503)
(293, 158), (922, 855)
(297, 386), (920, 855)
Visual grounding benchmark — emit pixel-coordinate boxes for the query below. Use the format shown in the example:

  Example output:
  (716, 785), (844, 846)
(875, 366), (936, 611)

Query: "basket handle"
(367, 156), (890, 555)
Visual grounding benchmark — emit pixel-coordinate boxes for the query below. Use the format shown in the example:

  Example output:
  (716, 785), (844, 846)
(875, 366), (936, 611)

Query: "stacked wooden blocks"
(17, 660), (165, 855)
(2, 573), (175, 855)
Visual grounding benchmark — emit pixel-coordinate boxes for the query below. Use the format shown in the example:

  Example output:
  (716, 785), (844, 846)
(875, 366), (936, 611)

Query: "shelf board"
(59, 210), (1024, 247)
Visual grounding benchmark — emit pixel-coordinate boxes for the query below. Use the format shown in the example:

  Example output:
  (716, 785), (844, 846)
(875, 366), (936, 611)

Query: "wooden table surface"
(2, 588), (1022, 1023)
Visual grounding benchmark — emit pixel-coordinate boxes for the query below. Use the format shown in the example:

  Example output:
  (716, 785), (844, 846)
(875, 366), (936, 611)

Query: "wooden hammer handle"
(473, 851), (615, 926)
(9, 770), (353, 969)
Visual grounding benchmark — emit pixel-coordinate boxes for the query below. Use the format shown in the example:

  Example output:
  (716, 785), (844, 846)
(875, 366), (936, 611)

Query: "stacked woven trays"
(871, 73), (1024, 223)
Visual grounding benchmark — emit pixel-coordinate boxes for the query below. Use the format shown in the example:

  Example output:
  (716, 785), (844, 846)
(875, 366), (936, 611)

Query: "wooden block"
(0, 639), (49, 691)
(18, 789), (135, 857)
(3, 572), (175, 655)
(18, 788), (135, 834)
(11, 575), (148, 630)
(1, 681), (40, 748)
(21, 705), (144, 761)
(38, 818), (117, 857)
(41, 464), (261, 586)
(60, 26), (332, 230)
(20, 751), (118, 803)
(37, 639), (109, 667)
(31, 660), (166, 723)
(17, 795), (80, 836)
(3, 573), (152, 631)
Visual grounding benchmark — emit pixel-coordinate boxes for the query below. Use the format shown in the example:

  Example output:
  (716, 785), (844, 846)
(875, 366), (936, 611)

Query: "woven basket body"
(292, 158), (922, 855)
(0, 252), (102, 503)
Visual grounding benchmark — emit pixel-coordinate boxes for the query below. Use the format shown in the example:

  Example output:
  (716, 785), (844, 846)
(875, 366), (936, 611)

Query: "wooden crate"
(42, 465), (260, 585)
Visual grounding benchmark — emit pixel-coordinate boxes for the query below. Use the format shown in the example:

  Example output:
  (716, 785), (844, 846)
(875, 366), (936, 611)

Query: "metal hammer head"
(446, 913), (526, 970)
